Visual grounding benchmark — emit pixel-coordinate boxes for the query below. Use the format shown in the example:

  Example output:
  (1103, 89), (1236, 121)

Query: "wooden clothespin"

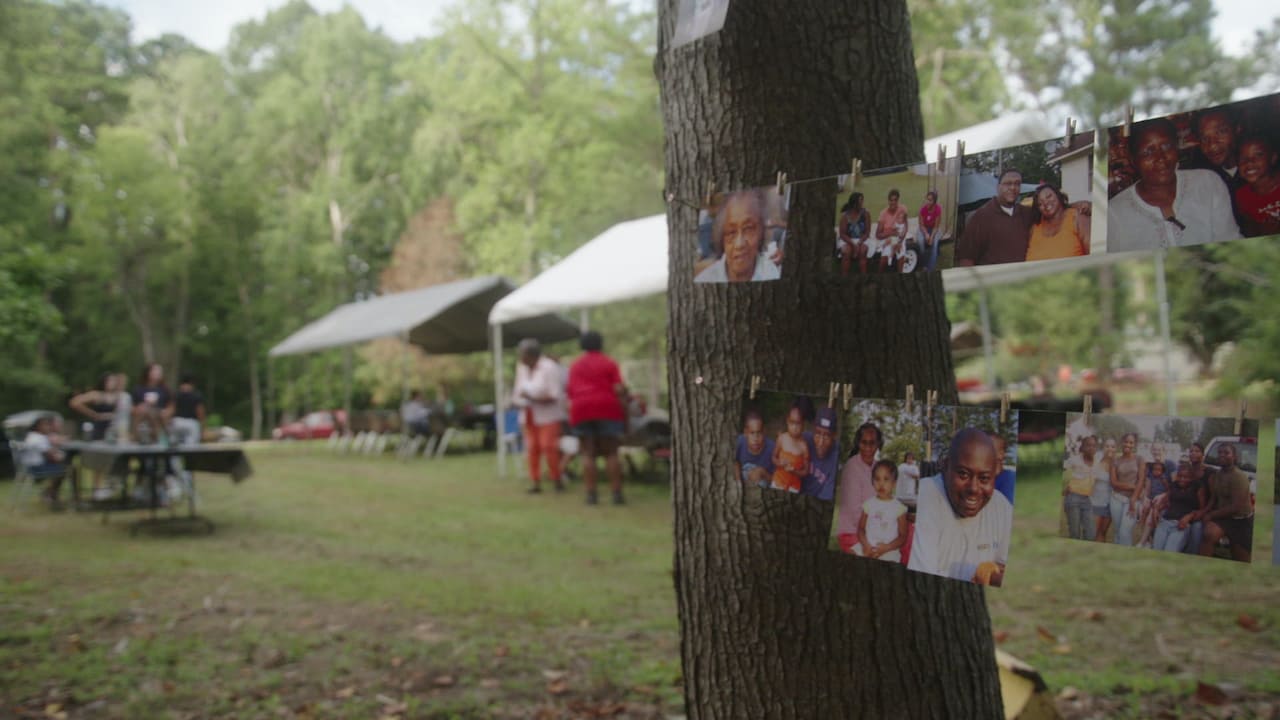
(1000, 392), (1010, 425)
(1234, 399), (1247, 435)
(905, 384), (915, 414)
(1064, 117), (1076, 147)
(844, 158), (861, 192)
(926, 390), (937, 420)
(936, 144), (947, 172)
(827, 382), (839, 409)
(1083, 394), (1094, 423)
(956, 140), (966, 165)
(776, 171), (787, 196)
(703, 180), (716, 208)
(749, 375), (761, 400)
(842, 383), (853, 411)
(1122, 105), (1134, 138)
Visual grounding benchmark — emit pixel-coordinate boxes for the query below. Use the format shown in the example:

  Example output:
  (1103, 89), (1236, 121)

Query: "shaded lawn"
(2, 439), (1278, 718)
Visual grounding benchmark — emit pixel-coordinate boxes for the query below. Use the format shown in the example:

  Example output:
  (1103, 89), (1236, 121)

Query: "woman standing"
(837, 192), (871, 276)
(566, 331), (628, 505)
(1025, 182), (1090, 261)
(1109, 432), (1142, 546)
(132, 363), (174, 444)
(1092, 436), (1117, 541)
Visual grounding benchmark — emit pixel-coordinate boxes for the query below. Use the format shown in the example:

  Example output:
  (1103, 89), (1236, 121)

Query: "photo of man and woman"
(733, 392), (840, 500)
(907, 405), (1017, 587)
(955, 132), (1096, 267)
(695, 186), (788, 284)
(1106, 91), (1280, 252)
(832, 160), (958, 276)
(1058, 412), (1259, 564)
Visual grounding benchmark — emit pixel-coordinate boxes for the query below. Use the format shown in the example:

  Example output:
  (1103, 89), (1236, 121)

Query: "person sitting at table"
(170, 373), (206, 447)
(131, 362), (174, 444)
(21, 415), (67, 508)
(69, 372), (128, 500)
(400, 390), (432, 438)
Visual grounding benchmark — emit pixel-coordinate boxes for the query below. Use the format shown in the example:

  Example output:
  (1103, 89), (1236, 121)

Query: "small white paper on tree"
(671, 0), (730, 49)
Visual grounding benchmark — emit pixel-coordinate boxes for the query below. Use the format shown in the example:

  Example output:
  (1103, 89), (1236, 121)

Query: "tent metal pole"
(494, 323), (507, 476)
(401, 330), (411, 412)
(579, 308), (590, 333)
(266, 355), (275, 433)
(975, 274), (996, 390)
(343, 346), (353, 423)
(1154, 249), (1176, 415)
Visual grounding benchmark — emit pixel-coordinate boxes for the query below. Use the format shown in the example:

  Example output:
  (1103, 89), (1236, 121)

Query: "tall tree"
(657, 1), (1001, 717)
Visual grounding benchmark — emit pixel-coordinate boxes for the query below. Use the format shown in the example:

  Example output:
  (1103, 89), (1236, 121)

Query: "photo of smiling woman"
(694, 186), (788, 283)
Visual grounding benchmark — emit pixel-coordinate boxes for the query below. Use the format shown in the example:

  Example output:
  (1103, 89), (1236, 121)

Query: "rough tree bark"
(656, 2), (1003, 718)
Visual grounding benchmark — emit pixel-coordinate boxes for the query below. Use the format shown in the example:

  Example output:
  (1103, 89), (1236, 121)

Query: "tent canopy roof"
(489, 214), (668, 326)
(270, 275), (579, 357)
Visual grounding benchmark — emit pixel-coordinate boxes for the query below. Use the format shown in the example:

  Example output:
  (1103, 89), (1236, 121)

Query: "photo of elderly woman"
(1106, 91), (1280, 252)
(735, 391), (841, 501)
(694, 186), (788, 284)
(1059, 412), (1258, 563)
(831, 159), (958, 275)
(954, 131), (1095, 267)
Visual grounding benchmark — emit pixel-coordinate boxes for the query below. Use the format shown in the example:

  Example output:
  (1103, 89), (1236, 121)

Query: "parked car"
(1203, 435), (1258, 508)
(272, 410), (346, 440)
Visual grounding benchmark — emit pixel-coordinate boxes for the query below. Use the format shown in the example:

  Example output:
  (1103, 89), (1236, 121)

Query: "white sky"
(104, 0), (1280, 55)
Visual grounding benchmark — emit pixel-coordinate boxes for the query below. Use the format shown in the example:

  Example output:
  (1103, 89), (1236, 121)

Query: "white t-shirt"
(862, 496), (908, 547)
(1108, 169), (1242, 251)
(896, 462), (921, 502)
(21, 431), (52, 467)
(693, 254), (781, 283)
(908, 474), (1013, 583)
(512, 356), (568, 426)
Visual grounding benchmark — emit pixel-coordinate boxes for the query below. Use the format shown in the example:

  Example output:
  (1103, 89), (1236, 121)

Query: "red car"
(272, 410), (346, 440)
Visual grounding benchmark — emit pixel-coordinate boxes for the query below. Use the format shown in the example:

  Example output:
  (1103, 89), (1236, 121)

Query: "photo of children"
(734, 391), (840, 500)
(1106, 91), (1280, 252)
(829, 398), (946, 568)
(955, 132), (1096, 266)
(832, 160), (958, 275)
(906, 405), (1017, 587)
(670, 0), (730, 49)
(695, 186), (788, 284)
(1059, 411), (1259, 563)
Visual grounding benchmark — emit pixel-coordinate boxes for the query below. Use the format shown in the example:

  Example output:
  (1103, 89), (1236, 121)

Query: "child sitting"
(21, 416), (67, 506)
(855, 460), (909, 562)
(769, 404), (810, 493)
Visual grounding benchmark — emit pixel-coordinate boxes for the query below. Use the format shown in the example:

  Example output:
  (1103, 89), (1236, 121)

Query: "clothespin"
(1122, 105), (1134, 138)
(703, 180), (716, 207)
(1234, 399), (1247, 435)
(842, 383), (853, 411)
(828, 382), (839, 409)
(936, 144), (947, 172)
(776, 171), (787, 195)
(1083, 394), (1094, 423)
(926, 390), (937, 421)
(905, 384), (915, 415)
(848, 158), (861, 191)
(955, 140), (966, 165)
(1064, 117), (1076, 147)
(1000, 392), (1010, 425)
(951, 407), (958, 434)
(749, 375), (761, 400)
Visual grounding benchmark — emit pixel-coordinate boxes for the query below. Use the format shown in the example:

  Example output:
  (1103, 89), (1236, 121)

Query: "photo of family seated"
(828, 399), (1017, 587)
(732, 392), (840, 500)
(694, 186), (788, 284)
(1106, 91), (1280, 252)
(954, 132), (1096, 267)
(832, 160), (958, 276)
(1058, 412), (1258, 564)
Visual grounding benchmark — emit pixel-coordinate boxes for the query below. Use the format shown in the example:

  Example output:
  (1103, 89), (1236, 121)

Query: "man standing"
(955, 169), (1034, 266)
(1190, 107), (1247, 228)
(908, 428), (1012, 586)
(512, 339), (568, 494)
(1198, 443), (1253, 562)
(801, 407), (840, 501)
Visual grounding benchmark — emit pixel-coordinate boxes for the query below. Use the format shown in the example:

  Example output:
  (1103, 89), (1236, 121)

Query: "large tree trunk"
(656, 2), (1003, 717)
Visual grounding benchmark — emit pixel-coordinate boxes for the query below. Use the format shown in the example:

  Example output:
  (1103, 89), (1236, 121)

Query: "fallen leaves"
(1236, 614), (1262, 633)
(430, 675), (455, 688)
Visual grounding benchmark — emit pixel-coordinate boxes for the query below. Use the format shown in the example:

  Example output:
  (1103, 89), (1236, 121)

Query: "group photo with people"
(832, 160), (958, 275)
(1106, 91), (1280, 252)
(733, 392), (841, 501)
(1058, 412), (1258, 563)
(955, 132), (1095, 266)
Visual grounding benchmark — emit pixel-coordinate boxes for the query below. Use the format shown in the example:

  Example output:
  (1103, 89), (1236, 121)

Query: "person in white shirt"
(908, 428), (1012, 586)
(512, 338), (568, 493)
(1109, 117), (1241, 251)
(21, 416), (67, 506)
(896, 451), (921, 504)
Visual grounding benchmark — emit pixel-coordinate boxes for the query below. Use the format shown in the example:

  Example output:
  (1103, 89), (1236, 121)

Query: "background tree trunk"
(656, 2), (1003, 717)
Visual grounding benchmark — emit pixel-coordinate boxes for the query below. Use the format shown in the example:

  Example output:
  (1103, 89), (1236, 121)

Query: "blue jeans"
(916, 227), (940, 271)
(1153, 518), (1188, 552)
(1182, 521), (1204, 555)
(1065, 493), (1095, 540)
(1111, 495), (1136, 546)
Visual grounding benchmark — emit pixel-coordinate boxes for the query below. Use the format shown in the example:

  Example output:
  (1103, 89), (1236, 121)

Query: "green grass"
(2, 441), (1277, 716)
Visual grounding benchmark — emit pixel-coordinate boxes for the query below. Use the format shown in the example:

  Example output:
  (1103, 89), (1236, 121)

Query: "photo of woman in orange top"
(1025, 181), (1091, 261)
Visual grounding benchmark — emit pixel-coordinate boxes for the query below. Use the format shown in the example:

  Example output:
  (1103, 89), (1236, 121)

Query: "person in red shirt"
(566, 331), (628, 505)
